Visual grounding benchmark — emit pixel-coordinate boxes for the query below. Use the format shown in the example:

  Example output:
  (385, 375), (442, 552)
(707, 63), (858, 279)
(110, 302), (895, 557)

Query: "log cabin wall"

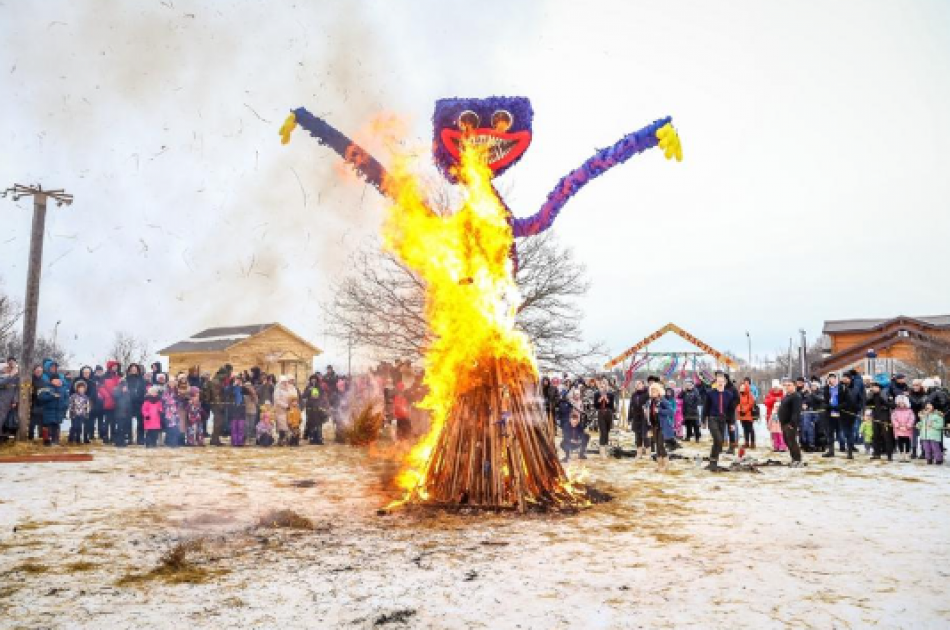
(164, 326), (320, 381)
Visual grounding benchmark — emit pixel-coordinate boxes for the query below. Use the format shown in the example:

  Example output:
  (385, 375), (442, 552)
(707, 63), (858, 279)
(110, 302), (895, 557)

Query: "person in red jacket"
(97, 361), (122, 443)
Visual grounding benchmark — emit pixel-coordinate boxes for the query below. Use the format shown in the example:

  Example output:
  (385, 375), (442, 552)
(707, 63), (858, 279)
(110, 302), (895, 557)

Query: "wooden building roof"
(823, 315), (950, 334)
(158, 323), (321, 356)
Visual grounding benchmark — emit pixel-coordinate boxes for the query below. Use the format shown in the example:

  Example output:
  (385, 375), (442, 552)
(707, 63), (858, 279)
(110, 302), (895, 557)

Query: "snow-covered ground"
(2, 431), (949, 629)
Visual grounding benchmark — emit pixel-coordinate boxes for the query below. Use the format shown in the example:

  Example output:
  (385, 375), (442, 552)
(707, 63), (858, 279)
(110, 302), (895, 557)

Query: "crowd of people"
(541, 370), (949, 472)
(2, 354), (947, 476)
(0, 356), (418, 448)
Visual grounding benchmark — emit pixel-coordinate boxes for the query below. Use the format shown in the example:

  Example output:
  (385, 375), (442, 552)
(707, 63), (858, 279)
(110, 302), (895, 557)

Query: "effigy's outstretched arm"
(280, 107), (391, 196)
(511, 117), (681, 238)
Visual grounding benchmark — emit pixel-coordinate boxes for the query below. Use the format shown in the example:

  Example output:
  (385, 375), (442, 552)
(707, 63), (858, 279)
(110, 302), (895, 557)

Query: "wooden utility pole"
(2, 184), (73, 441)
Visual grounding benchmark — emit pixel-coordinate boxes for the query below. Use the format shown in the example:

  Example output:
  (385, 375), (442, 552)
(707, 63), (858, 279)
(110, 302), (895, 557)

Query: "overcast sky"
(2, 0), (949, 371)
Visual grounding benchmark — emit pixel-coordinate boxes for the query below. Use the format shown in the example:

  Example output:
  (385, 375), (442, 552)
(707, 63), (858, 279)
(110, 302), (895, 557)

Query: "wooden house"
(158, 323), (322, 381)
(814, 315), (950, 374)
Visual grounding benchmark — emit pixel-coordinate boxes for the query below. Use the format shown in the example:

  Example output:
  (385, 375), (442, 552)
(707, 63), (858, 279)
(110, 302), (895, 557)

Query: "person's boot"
(727, 442), (736, 456)
(561, 452), (570, 464)
(847, 450), (854, 460)
(822, 448), (835, 458)
(704, 460), (721, 472)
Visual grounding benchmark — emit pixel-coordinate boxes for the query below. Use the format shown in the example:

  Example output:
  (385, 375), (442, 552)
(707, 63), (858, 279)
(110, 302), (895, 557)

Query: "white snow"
(1, 434), (948, 629)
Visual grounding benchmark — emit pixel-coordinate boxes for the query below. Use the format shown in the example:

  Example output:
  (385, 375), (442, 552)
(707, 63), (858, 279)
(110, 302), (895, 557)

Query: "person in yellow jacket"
(285, 398), (303, 447)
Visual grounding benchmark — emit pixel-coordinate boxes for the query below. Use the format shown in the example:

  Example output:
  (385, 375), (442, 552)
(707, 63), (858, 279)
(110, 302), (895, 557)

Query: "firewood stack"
(408, 357), (587, 512)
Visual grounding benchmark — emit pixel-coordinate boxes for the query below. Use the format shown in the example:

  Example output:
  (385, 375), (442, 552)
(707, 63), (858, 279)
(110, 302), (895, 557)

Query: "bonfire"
(380, 137), (589, 512)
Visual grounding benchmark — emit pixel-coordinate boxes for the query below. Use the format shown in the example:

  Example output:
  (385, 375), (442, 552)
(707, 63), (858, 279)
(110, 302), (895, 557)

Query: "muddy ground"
(1, 436), (948, 629)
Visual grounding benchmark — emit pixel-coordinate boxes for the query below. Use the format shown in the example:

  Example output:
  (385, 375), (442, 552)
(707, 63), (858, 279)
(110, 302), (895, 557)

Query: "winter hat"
(934, 377), (943, 387)
(771, 379), (781, 388)
(895, 394), (910, 407)
(148, 386), (159, 396)
(922, 378), (935, 389)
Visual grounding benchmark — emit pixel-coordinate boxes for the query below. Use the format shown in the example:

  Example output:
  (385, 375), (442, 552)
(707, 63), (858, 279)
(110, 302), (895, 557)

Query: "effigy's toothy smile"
(440, 127), (532, 171)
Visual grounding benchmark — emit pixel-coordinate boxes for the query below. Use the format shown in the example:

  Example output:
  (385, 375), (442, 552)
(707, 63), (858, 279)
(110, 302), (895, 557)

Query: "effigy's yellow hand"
(656, 123), (683, 162)
(279, 113), (298, 145)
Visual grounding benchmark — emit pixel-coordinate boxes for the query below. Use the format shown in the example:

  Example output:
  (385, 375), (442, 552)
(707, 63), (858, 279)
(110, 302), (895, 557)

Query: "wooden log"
(0, 453), (94, 464)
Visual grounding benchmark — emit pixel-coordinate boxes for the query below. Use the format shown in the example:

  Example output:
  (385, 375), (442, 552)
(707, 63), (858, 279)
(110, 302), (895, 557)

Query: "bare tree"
(914, 345), (950, 379)
(0, 281), (22, 350)
(1, 330), (70, 368)
(324, 231), (602, 373)
(0, 277), (69, 366)
(107, 331), (151, 369)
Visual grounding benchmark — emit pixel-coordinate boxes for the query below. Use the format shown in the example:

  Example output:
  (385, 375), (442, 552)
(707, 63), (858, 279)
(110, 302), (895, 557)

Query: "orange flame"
(380, 138), (537, 498)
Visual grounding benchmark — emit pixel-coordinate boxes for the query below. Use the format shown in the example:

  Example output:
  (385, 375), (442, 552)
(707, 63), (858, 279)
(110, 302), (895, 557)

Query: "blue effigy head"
(433, 96), (534, 182)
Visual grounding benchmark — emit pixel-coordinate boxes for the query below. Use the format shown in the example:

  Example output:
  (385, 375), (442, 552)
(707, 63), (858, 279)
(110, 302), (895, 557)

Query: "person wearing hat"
(924, 378), (950, 414)
(764, 379), (787, 452)
(801, 376), (824, 452)
(208, 365), (230, 446)
(823, 373), (856, 457)
(678, 378), (702, 442)
(908, 379), (929, 459)
(887, 374), (909, 403)
(36, 374), (68, 446)
(866, 380), (894, 461)
(142, 386), (164, 448)
(777, 378), (804, 466)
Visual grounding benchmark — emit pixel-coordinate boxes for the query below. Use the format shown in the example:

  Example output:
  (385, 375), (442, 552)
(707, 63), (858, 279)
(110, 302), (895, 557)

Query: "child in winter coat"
(765, 380), (786, 452)
(257, 403), (275, 447)
(890, 395), (916, 462)
(185, 387), (204, 446)
(859, 411), (874, 454)
(161, 381), (183, 448)
(67, 381), (91, 444)
(286, 398), (302, 446)
(917, 403), (945, 465)
(37, 372), (68, 446)
(141, 387), (164, 448)
(767, 397), (785, 453)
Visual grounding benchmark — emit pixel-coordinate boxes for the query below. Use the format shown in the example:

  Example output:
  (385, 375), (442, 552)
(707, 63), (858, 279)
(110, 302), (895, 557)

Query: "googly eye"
(491, 110), (513, 132)
(458, 110), (480, 132)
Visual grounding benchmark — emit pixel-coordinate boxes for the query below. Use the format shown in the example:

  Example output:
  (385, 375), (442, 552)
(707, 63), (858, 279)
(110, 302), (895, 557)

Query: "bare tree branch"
(322, 230), (602, 374)
(107, 331), (151, 368)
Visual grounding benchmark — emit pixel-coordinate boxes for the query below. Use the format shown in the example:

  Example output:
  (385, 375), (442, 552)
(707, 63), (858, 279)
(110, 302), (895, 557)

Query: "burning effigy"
(280, 97), (681, 511)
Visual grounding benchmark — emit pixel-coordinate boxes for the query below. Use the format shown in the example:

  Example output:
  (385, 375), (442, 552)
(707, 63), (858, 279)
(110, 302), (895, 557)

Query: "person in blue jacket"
(703, 372), (736, 472)
(37, 372), (68, 446)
